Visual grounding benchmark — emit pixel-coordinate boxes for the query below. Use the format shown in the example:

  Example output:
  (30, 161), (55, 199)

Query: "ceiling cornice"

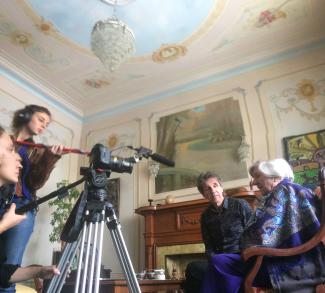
(0, 57), (83, 123)
(0, 50), (84, 109)
(83, 37), (325, 123)
(1, 37), (325, 125)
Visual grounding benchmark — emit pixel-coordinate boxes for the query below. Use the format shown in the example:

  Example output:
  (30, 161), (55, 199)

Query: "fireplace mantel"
(135, 187), (260, 269)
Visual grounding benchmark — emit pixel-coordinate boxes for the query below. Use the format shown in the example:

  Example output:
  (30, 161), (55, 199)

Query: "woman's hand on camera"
(0, 203), (26, 233)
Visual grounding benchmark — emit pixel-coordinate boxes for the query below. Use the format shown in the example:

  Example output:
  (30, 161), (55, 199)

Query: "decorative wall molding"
(255, 62), (325, 158)
(270, 78), (325, 121)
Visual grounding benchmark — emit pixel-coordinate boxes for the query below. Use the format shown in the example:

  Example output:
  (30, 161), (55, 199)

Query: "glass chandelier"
(91, 1), (135, 71)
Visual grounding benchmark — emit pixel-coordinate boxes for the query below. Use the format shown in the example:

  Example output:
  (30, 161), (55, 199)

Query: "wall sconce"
(237, 135), (250, 162)
(148, 160), (160, 177)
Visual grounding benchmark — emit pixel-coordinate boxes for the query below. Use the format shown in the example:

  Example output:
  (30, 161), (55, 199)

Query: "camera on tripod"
(16, 142), (174, 293)
(89, 144), (135, 174)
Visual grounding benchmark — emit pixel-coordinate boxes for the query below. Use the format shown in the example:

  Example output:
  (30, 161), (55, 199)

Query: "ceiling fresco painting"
(213, 0), (312, 52)
(0, 0), (323, 118)
(0, 14), (70, 69)
(25, 0), (219, 56)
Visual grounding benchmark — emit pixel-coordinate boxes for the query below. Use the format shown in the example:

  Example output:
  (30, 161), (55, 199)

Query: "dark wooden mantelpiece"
(135, 187), (260, 269)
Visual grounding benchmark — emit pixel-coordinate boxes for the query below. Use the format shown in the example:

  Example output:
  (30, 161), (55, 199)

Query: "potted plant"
(48, 180), (80, 245)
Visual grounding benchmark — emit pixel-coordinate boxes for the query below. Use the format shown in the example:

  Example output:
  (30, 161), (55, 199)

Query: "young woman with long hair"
(0, 125), (59, 288)
(0, 105), (63, 292)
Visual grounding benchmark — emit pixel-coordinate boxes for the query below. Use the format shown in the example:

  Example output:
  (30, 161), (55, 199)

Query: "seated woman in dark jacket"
(201, 159), (325, 293)
(0, 125), (59, 288)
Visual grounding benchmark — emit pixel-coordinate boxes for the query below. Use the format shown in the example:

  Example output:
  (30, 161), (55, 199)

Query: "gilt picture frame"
(149, 90), (252, 199)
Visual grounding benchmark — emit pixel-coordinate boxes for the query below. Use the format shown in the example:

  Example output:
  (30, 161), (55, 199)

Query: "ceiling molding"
(0, 50), (84, 108)
(1, 0), (325, 125)
(83, 37), (325, 123)
(2, 36), (325, 125)
(0, 61), (83, 123)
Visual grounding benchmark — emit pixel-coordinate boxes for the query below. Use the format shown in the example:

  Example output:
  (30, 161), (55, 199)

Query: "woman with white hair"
(201, 158), (325, 293)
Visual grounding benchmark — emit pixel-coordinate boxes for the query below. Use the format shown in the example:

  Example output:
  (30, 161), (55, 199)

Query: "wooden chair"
(242, 167), (325, 293)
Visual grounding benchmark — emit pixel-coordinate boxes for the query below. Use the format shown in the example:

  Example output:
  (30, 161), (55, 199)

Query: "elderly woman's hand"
(315, 186), (322, 199)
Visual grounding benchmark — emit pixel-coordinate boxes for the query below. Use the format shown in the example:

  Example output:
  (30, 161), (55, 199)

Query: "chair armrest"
(243, 167), (325, 262)
(242, 226), (325, 262)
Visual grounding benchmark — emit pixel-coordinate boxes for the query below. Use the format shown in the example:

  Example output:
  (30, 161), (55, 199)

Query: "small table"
(59, 279), (183, 293)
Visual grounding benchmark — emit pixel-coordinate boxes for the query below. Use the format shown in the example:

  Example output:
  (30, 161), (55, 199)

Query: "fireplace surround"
(135, 187), (260, 275)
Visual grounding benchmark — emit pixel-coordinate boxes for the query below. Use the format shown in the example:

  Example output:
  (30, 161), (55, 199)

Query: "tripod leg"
(87, 221), (99, 293)
(74, 220), (88, 293)
(106, 212), (141, 293)
(94, 213), (105, 293)
(80, 222), (93, 293)
(46, 236), (81, 293)
(46, 242), (72, 293)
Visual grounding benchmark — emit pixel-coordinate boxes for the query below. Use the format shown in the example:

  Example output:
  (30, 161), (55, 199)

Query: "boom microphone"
(126, 145), (175, 167)
(150, 153), (175, 167)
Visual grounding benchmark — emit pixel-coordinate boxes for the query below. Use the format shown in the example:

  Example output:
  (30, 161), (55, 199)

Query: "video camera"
(88, 143), (175, 174)
(89, 144), (135, 174)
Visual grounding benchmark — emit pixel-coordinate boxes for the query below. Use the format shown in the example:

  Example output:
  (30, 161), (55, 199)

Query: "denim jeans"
(0, 198), (35, 293)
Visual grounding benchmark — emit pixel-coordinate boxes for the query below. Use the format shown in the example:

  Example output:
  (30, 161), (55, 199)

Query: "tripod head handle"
(15, 177), (86, 215)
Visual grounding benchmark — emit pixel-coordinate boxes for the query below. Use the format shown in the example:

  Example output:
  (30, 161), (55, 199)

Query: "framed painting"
(106, 178), (120, 217)
(152, 95), (251, 195)
(283, 129), (325, 189)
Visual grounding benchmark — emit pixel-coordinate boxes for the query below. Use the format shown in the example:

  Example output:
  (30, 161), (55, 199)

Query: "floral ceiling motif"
(84, 78), (110, 89)
(10, 30), (32, 48)
(296, 80), (319, 112)
(255, 0), (290, 28)
(35, 17), (58, 35)
(152, 44), (187, 63)
(0, 15), (69, 67)
(213, 0), (310, 52)
(270, 78), (325, 121)
(108, 134), (119, 149)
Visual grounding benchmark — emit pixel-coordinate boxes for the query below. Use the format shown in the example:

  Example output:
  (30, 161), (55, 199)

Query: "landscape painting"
(155, 97), (248, 193)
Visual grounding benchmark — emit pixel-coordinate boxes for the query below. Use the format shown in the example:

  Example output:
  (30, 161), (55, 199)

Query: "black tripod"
(46, 167), (141, 293)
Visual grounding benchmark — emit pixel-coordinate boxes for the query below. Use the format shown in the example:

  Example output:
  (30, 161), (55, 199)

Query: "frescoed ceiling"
(0, 0), (324, 121)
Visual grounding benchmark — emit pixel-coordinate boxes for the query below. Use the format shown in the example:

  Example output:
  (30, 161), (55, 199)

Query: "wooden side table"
(58, 279), (183, 293)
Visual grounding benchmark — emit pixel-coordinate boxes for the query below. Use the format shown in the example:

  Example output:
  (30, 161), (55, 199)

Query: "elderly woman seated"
(201, 158), (325, 293)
